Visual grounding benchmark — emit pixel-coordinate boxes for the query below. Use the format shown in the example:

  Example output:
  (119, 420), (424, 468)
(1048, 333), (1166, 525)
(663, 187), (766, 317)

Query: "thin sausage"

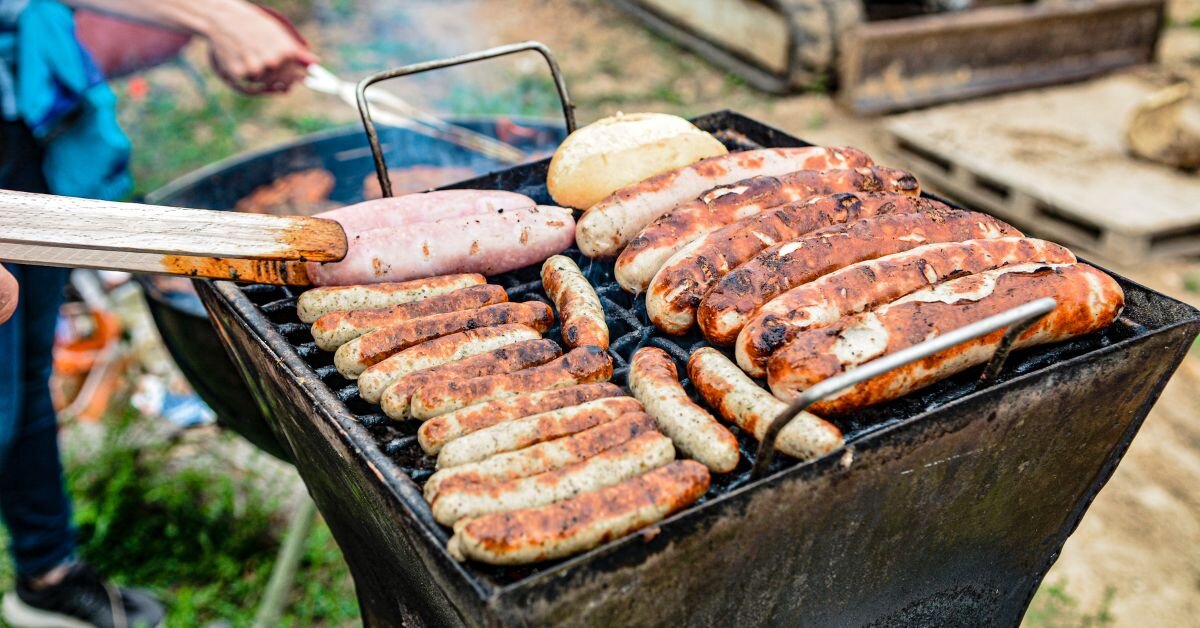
(296, 273), (484, 323)
(614, 166), (919, 293)
(447, 460), (710, 565)
(379, 339), (562, 419)
(575, 147), (874, 258)
(418, 383), (625, 455)
(437, 397), (644, 468)
(431, 430), (675, 525)
(736, 237), (1076, 376)
(410, 346), (614, 420)
(541, 255), (609, 349)
(697, 207), (1020, 345)
(424, 412), (658, 502)
(628, 347), (739, 473)
(334, 301), (554, 378)
(311, 284), (508, 351)
(767, 263), (1125, 414)
(687, 348), (841, 461)
(647, 193), (942, 334)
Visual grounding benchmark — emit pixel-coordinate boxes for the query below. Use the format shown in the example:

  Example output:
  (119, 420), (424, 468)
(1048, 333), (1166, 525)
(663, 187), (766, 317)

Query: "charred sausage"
(334, 301), (554, 378)
(575, 147), (874, 258)
(424, 412), (658, 502)
(736, 237), (1076, 376)
(614, 166), (919, 293)
(437, 397), (644, 468)
(767, 263), (1125, 414)
(687, 348), (842, 461)
(418, 383), (625, 455)
(378, 339), (562, 420)
(311, 284), (508, 351)
(647, 193), (943, 334)
(431, 430), (675, 525)
(296, 273), (485, 323)
(697, 207), (1020, 345)
(541, 255), (609, 349)
(447, 460), (710, 565)
(628, 347), (739, 473)
(410, 346), (614, 420)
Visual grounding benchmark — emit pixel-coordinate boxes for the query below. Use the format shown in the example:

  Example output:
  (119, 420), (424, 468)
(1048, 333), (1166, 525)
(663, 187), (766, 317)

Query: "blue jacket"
(0, 0), (130, 200)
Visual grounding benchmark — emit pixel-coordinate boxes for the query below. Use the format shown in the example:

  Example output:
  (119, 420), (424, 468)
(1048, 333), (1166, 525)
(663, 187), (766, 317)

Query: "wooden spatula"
(0, 189), (345, 286)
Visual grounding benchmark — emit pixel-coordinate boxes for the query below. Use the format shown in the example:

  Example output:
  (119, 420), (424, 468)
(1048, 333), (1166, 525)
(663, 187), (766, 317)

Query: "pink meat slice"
(314, 189), (536, 233)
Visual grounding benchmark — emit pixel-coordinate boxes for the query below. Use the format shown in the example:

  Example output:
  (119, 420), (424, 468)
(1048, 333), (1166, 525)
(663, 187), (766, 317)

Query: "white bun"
(547, 112), (728, 209)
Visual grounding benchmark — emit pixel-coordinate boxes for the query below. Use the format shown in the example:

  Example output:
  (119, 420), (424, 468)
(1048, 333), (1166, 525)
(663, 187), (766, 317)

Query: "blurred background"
(7, 0), (1198, 625)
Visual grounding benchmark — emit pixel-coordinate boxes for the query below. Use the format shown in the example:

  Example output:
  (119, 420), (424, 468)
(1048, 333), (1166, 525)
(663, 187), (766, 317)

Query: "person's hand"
(204, 3), (316, 94)
(0, 265), (16, 324)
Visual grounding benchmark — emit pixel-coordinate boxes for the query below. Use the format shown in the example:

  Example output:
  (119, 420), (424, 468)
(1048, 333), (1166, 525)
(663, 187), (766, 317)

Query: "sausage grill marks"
(311, 284), (509, 351)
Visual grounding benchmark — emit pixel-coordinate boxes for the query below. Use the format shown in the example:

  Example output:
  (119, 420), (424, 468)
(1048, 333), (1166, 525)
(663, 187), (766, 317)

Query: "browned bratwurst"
(296, 272), (485, 323)
(311, 284), (508, 351)
(647, 192), (943, 334)
(379, 339), (562, 419)
(409, 346), (614, 419)
(736, 237), (1076, 376)
(697, 207), (1020, 345)
(614, 166), (919, 293)
(541, 255), (608, 349)
(334, 301), (554, 377)
(767, 263), (1125, 414)
(447, 460), (711, 565)
(417, 382), (625, 454)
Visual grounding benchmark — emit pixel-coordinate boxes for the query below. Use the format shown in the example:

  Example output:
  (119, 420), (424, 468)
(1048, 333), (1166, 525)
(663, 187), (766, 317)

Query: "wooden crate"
(885, 75), (1200, 265)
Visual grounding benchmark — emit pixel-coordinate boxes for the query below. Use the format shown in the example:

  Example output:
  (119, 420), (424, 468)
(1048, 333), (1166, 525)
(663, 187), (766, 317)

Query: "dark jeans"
(0, 121), (76, 578)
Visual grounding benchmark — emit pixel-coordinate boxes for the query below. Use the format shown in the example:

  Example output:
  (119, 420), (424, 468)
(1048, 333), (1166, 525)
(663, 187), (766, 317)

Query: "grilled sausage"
(424, 412), (658, 502)
(541, 255), (609, 349)
(308, 204), (576, 286)
(767, 263), (1125, 414)
(447, 460), (710, 565)
(736, 237), (1076, 376)
(575, 147), (874, 258)
(437, 397), (644, 468)
(647, 193), (943, 334)
(334, 301), (554, 378)
(296, 273), (485, 323)
(418, 383), (625, 455)
(379, 339), (562, 419)
(410, 346), (614, 420)
(687, 348), (842, 461)
(311, 284), (508, 351)
(431, 430), (675, 525)
(359, 324), (541, 404)
(697, 207), (1020, 345)
(628, 347), (739, 473)
(614, 166), (919, 293)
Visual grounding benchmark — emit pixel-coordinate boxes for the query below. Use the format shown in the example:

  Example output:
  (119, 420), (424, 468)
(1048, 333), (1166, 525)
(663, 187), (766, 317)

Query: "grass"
(0, 404), (359, 626)
(1024, 580), (1116, 628)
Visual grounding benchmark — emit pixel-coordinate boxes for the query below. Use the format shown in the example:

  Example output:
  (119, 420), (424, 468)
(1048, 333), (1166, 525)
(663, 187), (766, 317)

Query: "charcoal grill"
(192, 44), (1200, 626)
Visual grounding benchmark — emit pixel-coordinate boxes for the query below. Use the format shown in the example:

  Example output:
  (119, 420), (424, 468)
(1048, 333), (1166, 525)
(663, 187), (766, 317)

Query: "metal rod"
(750, 297), (1058, 480)
(355, 41), (576, 199)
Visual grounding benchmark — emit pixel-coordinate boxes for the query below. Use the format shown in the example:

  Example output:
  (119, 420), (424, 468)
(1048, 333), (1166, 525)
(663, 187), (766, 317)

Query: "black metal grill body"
(194, 112), (1200, 626)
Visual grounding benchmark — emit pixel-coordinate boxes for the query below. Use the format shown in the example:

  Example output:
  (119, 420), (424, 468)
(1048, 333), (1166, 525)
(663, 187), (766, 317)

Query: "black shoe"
(2, 562), (165, 628)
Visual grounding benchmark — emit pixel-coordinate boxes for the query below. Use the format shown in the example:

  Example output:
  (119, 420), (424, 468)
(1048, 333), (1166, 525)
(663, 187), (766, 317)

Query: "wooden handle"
(0, 189), (346, 262)
(0, 242), (312, 285)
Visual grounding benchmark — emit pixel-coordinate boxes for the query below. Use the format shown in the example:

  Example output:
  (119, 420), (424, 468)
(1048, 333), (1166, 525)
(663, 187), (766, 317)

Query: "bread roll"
(547, 112), (728, 209)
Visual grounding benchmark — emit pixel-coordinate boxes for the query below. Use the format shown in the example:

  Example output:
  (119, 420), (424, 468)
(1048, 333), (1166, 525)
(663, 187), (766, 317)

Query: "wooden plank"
(884, 74), (1200, 264)
(0, 242), (312, 285)
(633, 0), (791, 74)
(840, 0), (1165, 114)
(0, 189), (346, 262)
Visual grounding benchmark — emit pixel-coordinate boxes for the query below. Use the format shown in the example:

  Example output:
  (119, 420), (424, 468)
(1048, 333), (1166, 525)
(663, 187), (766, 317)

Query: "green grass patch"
(1024, 580), (1115, 627)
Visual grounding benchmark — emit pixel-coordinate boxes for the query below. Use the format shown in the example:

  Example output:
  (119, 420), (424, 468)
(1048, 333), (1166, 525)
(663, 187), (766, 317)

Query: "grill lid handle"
(750, 297), (1059, 480)
(354, 41), (577, 199)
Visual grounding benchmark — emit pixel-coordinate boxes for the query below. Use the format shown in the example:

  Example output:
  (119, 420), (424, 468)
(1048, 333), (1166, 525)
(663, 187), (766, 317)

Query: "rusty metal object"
(195, 112), (1200, 625)
(839, 0), (1165, 113)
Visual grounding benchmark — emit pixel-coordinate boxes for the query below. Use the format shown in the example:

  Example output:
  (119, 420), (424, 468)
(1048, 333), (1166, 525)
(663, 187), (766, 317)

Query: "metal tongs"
(303, 64), (526, 164)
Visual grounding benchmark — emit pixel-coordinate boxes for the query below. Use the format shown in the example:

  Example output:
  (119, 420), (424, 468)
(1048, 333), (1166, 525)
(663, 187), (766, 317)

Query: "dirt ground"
(133, 0), (1199, 623)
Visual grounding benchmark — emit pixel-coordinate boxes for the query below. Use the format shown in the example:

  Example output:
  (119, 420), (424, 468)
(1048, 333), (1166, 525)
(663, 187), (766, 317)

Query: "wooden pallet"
(884, 75), (1200, 265)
